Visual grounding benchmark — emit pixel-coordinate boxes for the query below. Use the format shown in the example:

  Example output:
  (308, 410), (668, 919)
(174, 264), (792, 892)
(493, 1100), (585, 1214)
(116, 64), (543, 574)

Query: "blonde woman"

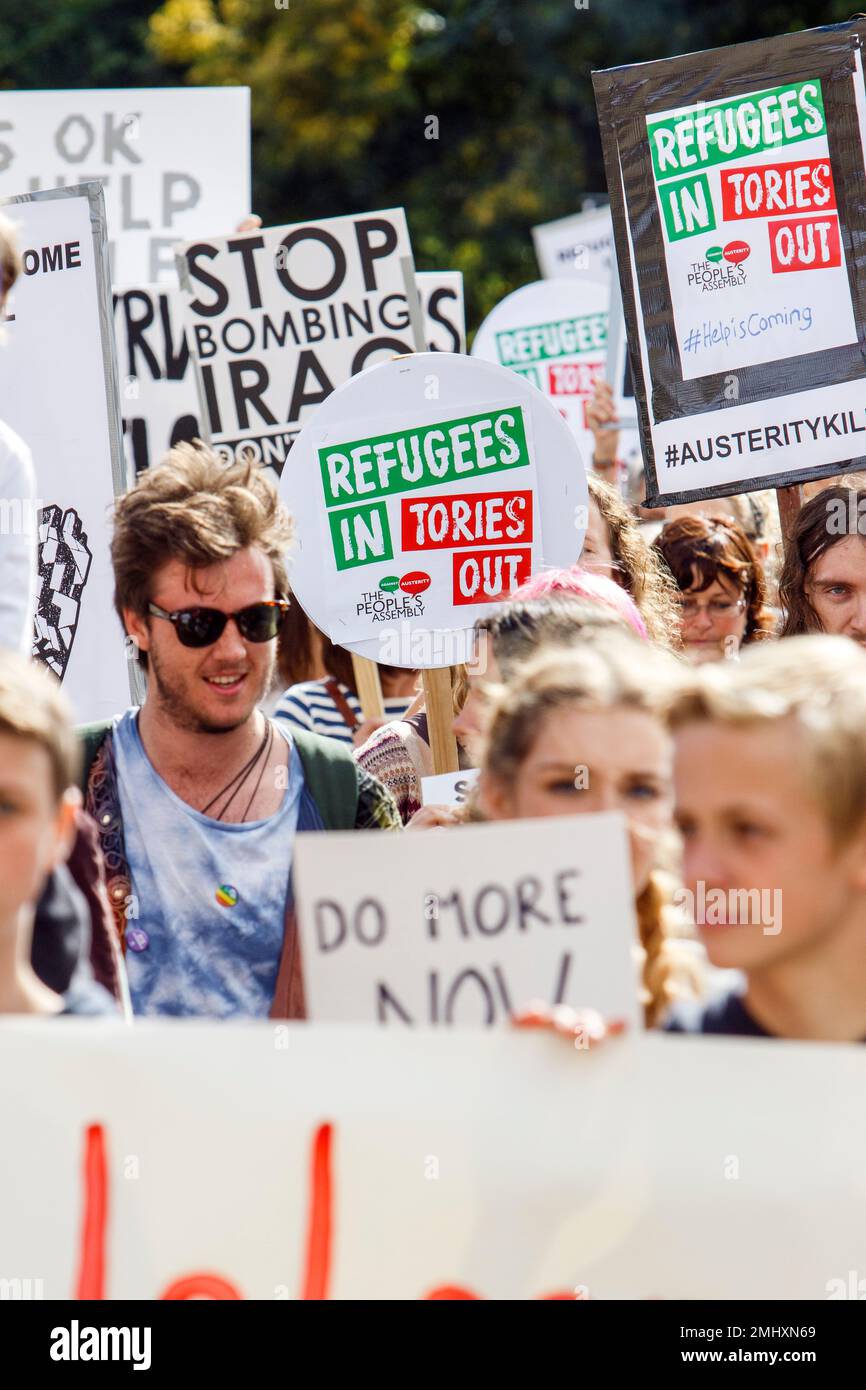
(476, 635), (696, 1027)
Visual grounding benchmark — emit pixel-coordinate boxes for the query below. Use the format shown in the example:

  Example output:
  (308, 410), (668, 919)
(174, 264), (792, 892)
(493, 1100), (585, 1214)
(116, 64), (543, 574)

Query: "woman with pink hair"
(512, 566), (649, 640)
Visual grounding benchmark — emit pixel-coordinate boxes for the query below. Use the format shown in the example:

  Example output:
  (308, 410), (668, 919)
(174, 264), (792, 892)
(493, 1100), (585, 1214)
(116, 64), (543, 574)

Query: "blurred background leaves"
(0, 0), (853, 328)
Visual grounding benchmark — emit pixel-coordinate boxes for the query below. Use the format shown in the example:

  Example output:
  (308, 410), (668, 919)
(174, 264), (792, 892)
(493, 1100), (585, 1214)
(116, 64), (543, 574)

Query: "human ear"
(123, 608), (150, 655)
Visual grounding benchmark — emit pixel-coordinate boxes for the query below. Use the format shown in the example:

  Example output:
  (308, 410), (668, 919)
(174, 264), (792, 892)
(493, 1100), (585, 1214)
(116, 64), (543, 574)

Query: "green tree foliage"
(11, 0), (850, 329)
(0, 1), (171, 88)
(148, 0), (856, 328)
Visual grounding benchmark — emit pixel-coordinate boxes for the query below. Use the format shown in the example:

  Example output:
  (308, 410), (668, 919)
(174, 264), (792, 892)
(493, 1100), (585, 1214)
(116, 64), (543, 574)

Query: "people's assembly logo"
(688, 241), (750, 293)
(356, 572), (431, 620)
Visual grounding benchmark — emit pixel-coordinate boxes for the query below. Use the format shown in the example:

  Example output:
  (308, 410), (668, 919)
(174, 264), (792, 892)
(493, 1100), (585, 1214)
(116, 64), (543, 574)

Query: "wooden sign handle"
(351, 655), (386, 722)
(776, 484), (802, 559)
(422, 667), (459, 775)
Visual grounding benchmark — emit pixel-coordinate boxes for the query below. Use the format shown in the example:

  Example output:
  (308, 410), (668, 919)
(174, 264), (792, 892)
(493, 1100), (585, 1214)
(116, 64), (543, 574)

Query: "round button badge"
(126, 927), (150, 953)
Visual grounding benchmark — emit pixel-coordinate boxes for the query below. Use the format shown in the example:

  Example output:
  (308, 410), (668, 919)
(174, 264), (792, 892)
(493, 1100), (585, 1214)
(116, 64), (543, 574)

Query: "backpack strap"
(291, 727), (359, 830)
(323, 677), (360, 732)
(77, 719), (114, 798)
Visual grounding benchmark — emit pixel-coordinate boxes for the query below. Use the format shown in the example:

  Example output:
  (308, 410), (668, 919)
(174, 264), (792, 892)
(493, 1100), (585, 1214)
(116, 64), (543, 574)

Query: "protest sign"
(532, 204), (613, 281)
(294, 812), (642, 1028)
(0, 88), (250, 285)
(421, 767), (480, 806)
(594, 20), (866, 504)
(417, 270), (466, 352)
(113, 284), (200, 476)
(0, 183), (129, 722)
(471, 279), (608, 468)
(604, 270), (639, 433)
(176, 208), (424, 476)
(279, 351), (587, 667)
(2, 1019), (866, 1299)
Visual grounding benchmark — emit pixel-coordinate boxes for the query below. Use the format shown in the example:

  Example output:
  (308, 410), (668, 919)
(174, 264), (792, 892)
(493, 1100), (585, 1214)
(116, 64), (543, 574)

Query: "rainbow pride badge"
(215, 884), (239, 908)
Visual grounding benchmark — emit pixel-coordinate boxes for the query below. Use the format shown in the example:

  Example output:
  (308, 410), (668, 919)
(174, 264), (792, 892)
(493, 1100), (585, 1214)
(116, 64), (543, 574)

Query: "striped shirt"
(273, 679), (412, 747)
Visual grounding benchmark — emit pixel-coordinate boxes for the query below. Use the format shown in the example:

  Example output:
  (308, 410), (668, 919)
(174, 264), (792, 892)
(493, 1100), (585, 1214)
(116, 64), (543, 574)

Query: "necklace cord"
(239, 721), (275, 823)
(200, 722), (271, 820)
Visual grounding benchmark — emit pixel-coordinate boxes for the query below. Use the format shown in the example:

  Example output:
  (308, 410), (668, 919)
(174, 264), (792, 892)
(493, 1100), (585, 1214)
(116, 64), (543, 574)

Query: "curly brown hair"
(586, 473), (680, 647)
(652, 513), (773, 645)
(778, 485), (866, 638)
(112, 442), (295, 666)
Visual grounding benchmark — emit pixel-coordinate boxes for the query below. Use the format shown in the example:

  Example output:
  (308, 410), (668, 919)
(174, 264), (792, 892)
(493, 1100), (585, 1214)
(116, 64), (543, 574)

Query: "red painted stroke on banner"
(74, 1121), (333, 1301)
(427, 1284), (482, 1299)
(302, 1122), (334, 1300)
(73, 1120), (578, 1300)
(426, 1285), (579, 1300)
(76, 1123), (108, 1300)
(161, 1275), (242, 1300)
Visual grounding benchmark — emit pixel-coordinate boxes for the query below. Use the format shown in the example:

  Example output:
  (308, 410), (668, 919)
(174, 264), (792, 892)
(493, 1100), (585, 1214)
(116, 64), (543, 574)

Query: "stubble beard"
(147, 642), (275, 736)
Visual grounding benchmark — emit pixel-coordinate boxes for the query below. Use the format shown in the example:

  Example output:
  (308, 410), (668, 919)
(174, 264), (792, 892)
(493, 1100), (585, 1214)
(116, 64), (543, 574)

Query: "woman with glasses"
(652, 514), (773, 664)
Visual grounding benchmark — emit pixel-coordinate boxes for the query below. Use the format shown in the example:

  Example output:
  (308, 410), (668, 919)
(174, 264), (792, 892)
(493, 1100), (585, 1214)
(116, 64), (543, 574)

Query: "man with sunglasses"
(78, 443), (400, 1020)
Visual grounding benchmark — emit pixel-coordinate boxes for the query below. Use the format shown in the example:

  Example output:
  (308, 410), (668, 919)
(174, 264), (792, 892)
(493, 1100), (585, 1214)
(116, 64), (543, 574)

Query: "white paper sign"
(176, 208), (420, 475)
(0, 185), (128, 722)
(280, 352), (588, 666)
(647, 81), (856, 378)
(294, 812), (642, 1028)
(532, 205), (613, 281)
(472, 279), (607, 468)
(417, 270), (466, 352)
(311, 395), (541, 646)
(113, 284), (200, 476)
(594, 22), (866, 505)
(421, 767), (479, 806)
(0, 88), (250, 285)
(3, 1020), (864, 1299)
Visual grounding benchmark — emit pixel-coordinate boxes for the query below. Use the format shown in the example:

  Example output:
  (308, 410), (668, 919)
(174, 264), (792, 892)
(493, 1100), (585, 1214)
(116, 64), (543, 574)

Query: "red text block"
(768, 214), (841, 273)
(721, 159), (836, 220)
(546, 360), (604, 397)
(402, 491), (533, 550)
(452, 547), (532, 605)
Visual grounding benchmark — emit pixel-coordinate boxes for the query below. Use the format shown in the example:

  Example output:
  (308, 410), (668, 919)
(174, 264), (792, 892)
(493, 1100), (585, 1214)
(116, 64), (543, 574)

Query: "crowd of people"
(3, 204), (866, 1047)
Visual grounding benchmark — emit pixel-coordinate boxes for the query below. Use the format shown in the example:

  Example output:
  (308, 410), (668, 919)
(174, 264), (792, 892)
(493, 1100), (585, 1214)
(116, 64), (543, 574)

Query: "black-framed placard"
(594, 20), (866, 506)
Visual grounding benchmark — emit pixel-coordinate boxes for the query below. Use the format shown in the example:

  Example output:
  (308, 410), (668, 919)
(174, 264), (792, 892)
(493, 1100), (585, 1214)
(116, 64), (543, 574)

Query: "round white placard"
(279, 351), (587, 667)
(472, 278), (608, 467)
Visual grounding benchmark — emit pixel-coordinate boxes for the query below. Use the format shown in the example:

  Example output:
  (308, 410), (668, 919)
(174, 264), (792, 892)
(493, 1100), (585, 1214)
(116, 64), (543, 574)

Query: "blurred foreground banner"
(1, 1021), (864, 1299)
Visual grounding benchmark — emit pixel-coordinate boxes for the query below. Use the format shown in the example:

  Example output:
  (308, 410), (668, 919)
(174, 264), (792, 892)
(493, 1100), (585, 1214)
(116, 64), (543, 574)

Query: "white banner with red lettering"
(1, 1021), (864, 1300)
